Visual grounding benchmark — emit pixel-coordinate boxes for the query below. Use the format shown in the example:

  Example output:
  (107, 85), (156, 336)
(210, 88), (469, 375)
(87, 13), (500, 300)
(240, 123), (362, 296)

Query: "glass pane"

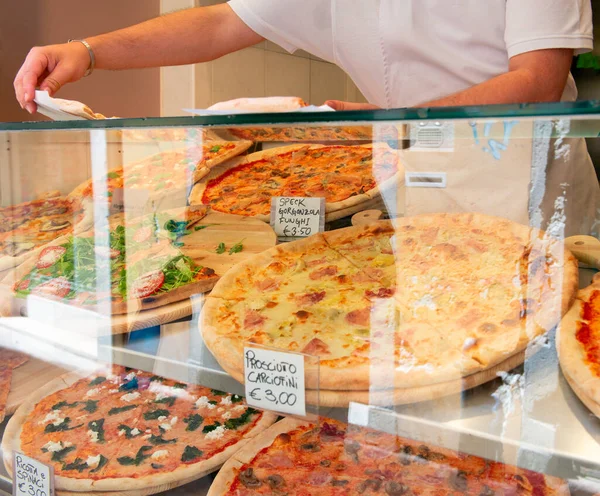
(0, 108), (599, 496)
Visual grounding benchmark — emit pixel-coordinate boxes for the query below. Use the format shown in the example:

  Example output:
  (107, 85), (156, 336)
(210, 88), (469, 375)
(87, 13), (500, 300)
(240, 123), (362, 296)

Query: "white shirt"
(228, 0), (593, 107)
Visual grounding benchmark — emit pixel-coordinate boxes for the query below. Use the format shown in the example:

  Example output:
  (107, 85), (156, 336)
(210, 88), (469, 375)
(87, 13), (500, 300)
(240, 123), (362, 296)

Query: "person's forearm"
(88, 5), (261, 70)
(417, 68), (564, 108)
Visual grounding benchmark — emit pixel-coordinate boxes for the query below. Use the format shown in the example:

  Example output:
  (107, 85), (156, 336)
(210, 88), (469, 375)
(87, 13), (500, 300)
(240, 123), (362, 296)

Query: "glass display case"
(0, 102), (600, 496)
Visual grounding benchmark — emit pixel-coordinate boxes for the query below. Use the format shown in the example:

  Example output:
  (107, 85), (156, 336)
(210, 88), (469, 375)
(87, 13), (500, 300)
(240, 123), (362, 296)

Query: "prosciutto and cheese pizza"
(209, 417), (569, 496)
(2, 366), (276, 493)
(558, 273), (600, 417)
(202, 213), (578, 392)
(189, 144), (400, 221)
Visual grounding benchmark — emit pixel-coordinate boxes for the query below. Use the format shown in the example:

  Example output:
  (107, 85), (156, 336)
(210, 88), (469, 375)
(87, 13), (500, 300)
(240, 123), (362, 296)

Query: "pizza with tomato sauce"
(5, 207), (219, 315)
(202, 213), (578, 393)
(189, 144), (400, 221)
(2, 366), (276, 493)
(227, 125), (372, 142)
(558, 273), (600, 417)
(208, 417), (569, 496)
(68, 141), (252, 204)
(0, 196), (91, 275)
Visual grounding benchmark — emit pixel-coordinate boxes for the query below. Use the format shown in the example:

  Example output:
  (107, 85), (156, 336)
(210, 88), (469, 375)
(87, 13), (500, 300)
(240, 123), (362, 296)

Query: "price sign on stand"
(244, 347), (306, 416)
(270, 197), (325, 239)
(13, 452), (54, 496)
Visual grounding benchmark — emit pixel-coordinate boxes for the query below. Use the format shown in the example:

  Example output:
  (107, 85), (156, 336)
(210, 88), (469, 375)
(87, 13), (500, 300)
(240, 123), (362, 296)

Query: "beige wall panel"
(0, 0), (160, 123)
(265, 52), (310, 103)
(212, 48), (266, 102)
(310, 60), (347, 105)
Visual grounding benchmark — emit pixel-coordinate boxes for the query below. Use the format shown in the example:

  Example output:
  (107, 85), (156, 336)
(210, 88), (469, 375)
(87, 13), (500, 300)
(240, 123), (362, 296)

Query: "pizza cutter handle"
(351, 209), (383, 227)
(565, 235), (600, 270)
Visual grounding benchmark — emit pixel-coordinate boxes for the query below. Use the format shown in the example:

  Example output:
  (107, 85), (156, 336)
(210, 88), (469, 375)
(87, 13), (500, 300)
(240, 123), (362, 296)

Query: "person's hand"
(14, 42), (92, 114)
(324, 100), (379, 111)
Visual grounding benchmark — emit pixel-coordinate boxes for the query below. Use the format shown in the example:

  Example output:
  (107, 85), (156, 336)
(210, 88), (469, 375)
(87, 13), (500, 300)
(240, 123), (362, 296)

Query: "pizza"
(2, 366), (276, 493)
(558, 273), (600, 417)
(0, 348), (29, 423)
(227, 125), (372, 142)
(5, 207), (219, 315)
(208, 417), (569, 496)
(208, 96), (308, 112)
(0, 196), (91, 274)
(202, 213), (578, 393)
(189, 144), (400, 220)
(68, 141), (252, 203)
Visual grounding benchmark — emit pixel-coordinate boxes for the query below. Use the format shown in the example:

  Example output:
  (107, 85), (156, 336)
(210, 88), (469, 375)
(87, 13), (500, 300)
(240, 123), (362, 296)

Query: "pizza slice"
(68, 142), (252, 203)
(0, 367), (13, 424)
(0, 348), (29, 370)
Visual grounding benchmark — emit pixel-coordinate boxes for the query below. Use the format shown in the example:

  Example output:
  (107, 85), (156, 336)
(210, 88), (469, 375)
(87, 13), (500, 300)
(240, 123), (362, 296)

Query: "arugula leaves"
(229, 241), (244, 255)
(215, 241), (244, 255)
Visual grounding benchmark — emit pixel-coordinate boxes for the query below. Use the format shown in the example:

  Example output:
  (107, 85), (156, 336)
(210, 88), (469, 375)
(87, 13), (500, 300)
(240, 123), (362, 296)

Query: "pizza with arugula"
(7, 207), (219, 314)
(2, 366), (276, 493)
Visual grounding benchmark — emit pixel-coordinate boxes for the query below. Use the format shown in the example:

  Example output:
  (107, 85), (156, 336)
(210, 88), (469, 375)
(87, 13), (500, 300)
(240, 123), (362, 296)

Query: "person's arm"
(326, 48), (574, 110)
(15, 4), (263, 113)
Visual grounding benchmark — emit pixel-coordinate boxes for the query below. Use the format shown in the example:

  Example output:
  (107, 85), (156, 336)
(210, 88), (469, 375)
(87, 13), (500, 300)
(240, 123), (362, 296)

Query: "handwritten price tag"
(13, 452), (54, 496)
(244, 347), (306, 416)
(270, 197), (324, 239)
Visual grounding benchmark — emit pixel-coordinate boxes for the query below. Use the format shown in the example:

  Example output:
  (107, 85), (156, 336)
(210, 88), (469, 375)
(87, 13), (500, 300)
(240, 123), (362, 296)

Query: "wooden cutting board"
(6, 359), (67, 417)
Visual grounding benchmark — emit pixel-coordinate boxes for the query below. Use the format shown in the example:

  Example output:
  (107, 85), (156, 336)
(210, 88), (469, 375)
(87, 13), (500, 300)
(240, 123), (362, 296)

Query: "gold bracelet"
(68, 39), (96, 77)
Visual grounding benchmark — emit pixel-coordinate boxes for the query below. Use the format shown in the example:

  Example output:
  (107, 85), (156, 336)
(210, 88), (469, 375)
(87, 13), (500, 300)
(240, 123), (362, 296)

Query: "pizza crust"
(2, 371), (278, 493)
(206, 417), (306, 496)
(557, 274), (600, 412)
(188, 143), (403, 221)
